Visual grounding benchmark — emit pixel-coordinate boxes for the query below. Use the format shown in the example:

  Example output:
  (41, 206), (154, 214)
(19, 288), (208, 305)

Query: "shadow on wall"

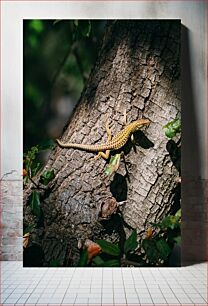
(181, 25), (207, 265)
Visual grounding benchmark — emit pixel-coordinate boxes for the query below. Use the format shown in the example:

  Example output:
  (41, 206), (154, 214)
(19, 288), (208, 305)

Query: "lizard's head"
(134, 118), (151, 130)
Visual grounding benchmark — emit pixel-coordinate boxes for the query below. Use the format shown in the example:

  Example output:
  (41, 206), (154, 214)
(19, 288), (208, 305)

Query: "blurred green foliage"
(24, 20), (106, 152)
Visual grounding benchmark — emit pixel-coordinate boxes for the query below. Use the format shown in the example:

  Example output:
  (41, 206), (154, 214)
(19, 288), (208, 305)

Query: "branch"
(51, 42), (75, 87)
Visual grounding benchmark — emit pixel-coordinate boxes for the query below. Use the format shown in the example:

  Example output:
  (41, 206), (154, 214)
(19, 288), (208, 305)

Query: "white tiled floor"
(0, 261), (207, 305)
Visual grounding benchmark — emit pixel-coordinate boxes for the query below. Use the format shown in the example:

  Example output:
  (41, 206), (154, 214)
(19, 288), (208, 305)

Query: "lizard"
(56, 118), (150, 160)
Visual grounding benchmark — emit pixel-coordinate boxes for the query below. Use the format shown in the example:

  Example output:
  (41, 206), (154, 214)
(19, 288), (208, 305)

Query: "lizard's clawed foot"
(94, 153), (101, 160)
(89, 153), (101, 161)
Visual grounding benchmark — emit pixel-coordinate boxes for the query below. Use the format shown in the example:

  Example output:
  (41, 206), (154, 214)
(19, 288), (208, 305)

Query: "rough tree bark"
(24, 20), (181, 266)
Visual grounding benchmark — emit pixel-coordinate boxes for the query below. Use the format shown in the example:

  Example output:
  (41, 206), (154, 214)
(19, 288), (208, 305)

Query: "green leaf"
(53, 20), (62, 26)
(92, 255), (105, 266)
(23, 224), (35, 236)
(152, 211), (181, 231)
(150, 222), (160, 228)
(24, 145), (39, 161)
(28, 35), (39, 49)
(25, 83), (41, 106)
(102, 259), (120, 267)
(50, 259), (61, 267)
(165, 129), (176, 139)
(74, 20), (91, 37)
(172, 119), (181, 130)
(161, 216), (175, 230)
(163, 118), (181, 139)
(142, 239), (159, 263)
(32, 162), (41, 177)
(29, 20), (44, 33)
(92, 256), (120, 267)
(24, 145), (42, 177)
(174, 236), (181, 245)
(40, 169), (55, 185)
(124, 230), (138, 254)
(163, 118), (181, 130)
(80, 20), (91, 37)
(160, 215), (181, 230)
(29, 191), (41, 218)
(156, 239), (171, 260)
(74, 20), (79, 27)
(95, 239), (121, 256)
(104, 154), (121, 176)
(142, 238), (171, 264)
(78, 249), (88, 267)
(175, 208), (181, 219)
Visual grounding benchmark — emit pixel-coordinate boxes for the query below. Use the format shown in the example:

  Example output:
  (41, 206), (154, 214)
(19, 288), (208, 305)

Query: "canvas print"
(23, 20), (181, 267)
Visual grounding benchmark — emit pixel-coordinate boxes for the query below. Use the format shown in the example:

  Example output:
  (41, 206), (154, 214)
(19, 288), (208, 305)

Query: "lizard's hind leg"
(94, 120), (112, 160)
(94, 150), (110, 160)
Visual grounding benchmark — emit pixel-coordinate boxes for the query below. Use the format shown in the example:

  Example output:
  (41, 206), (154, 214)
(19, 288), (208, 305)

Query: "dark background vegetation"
(24, 20), (106, 152)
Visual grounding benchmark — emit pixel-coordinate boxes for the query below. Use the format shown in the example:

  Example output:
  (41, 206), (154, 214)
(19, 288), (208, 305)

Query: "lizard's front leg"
(123, 109), (136, 143)
(123, 109), (127, 126)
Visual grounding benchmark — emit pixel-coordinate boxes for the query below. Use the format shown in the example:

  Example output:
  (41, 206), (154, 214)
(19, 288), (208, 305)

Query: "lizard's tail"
(56, 139), (107, 152)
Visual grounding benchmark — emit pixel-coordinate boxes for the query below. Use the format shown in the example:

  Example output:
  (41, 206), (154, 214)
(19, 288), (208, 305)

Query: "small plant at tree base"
(23, 141), (56, 249)
(78, 209), (181, 267)
(23, 140), (55, 186)
(23, 145), (41, 183)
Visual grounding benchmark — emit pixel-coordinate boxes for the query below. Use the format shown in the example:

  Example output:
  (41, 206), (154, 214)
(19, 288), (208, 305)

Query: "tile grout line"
(61, 266), (77, 304)
(24, 268), (50, 305)
(130, 267), (141, 305)
(121, 268), (128, 306)
(138, 269), (154, 305)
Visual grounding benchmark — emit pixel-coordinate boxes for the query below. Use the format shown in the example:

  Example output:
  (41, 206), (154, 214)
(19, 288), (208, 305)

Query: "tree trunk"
(24, 20), (181, 266)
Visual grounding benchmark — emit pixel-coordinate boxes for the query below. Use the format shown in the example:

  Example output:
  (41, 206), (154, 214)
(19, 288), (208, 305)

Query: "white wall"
(0, 1), (207, 263)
